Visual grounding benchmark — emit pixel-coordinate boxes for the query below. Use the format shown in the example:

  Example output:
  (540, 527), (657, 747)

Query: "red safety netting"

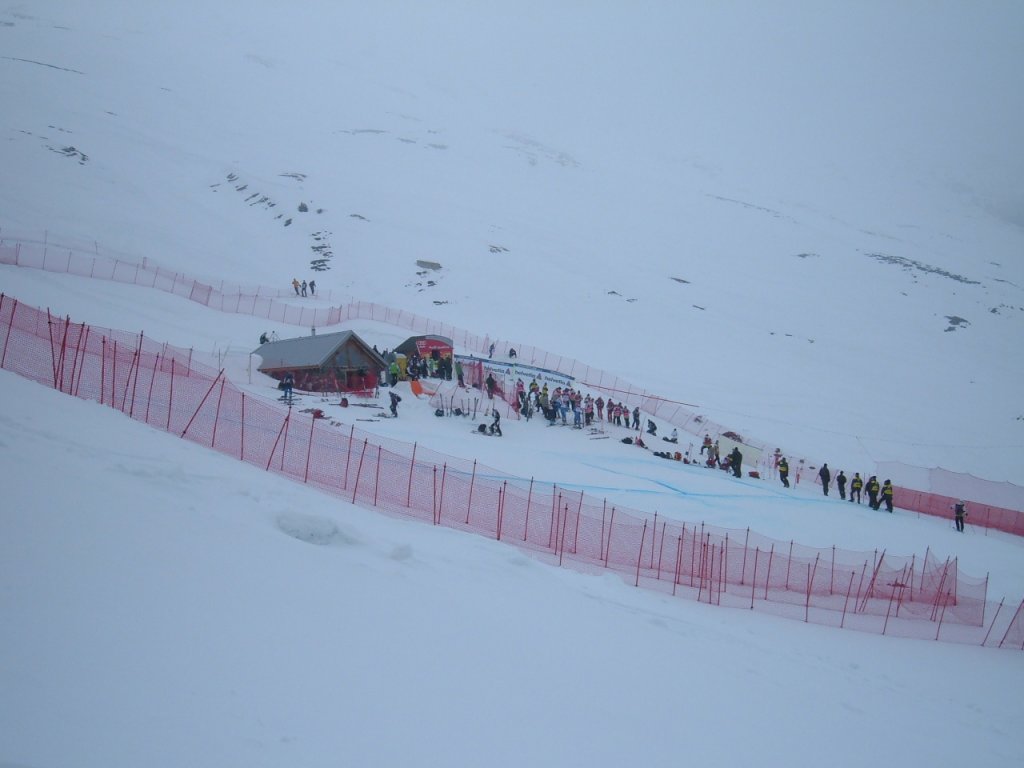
(2, 236), (1022, 534)
(2, 293), (1022, 650)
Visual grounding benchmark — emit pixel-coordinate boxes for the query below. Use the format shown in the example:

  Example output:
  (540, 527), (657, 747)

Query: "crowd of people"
(359, 350), (972, 531)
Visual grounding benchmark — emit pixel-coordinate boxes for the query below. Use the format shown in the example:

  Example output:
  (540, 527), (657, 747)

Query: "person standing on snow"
(867, 476), (881, 509)
(850, 473), (863, 504)
(292, 278), (301, 296)
(836, 471), (847, 500)
(880, 479), (894, 512)
(389, 390), (401, 417)
(779, 457), (790, 488)
(818, 463), (831, 496)
(729, 446), (743, 478)
(952, 500), (968, 532)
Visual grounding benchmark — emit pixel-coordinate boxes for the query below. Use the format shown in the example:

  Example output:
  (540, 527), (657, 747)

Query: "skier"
(281, 371), (294, 402)
(818, 463), (831, 496)
(880, 479), (894, 512)
(952, 500), (968, 532)
(779, 457), (790, 488)
(389, 390), (401, 417)
(850, 473), (863, 504)
(867, 476), (881, 509)
(836, 471), (847, 500)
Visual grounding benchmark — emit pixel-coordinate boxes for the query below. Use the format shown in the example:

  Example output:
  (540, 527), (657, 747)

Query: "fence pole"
(840, 571), (856, 628)
(302, 410), (317, 483)
(604, 507), (616, 567)
(573, 491), (584, 555)
(998, 598), (1024, 649)
(673, 534), (683, 596)
(351, 439), (369, 504)
(750, 548), (760, 609)
(785, 540), (794, 590)
(180, 370), (224, 439)
(144, 352), (159, 424)
(342, 425), (355, 490)
(265, 409), (291, 472)
(634, 520), (648, 587)
(934, 590), (952, 642)
(558, 504), (569, 567)
(0, 296), (15, 369)
(465, 460), (477, 524)
(981, 598), (1006, 647)
(860, 550), (887, 613)
(764, 544), (775, 600)
(656, 521), (667, 581)
(437, 463), (448, 523)
(127, 337), (143, 417)
(740, 528), (750, 586)
(240, 393), (246, 461)
(496, 481), (505, 541)
(523, 477), (534, 542)
(432, 465), (438, 524)
(100, 337), (107, 406)
(46, 308), (58, 387)
(372, 445), (383, 506)
(405, 442), (417, 507)
(166, 358), (175, 432)
(550, 490), (562, 549)
(650, 512), (658, 569)
(211, 376), (226, 448)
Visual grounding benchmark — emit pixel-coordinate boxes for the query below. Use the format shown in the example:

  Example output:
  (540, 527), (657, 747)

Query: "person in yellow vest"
(867, 476), (881, 509)
(880, 479), (894, 512)
(778, 457), (790, 488)
(849, 473), (863, 504)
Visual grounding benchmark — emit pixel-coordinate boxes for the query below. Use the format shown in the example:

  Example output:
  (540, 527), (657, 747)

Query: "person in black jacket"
(867, 476), (881, 509)
(836, 470), (847, 500)
(729, 446), (743, 478)
(389, 390), (401, 417)
(952, 500), (968, 532)
(818, 463), (831, 496)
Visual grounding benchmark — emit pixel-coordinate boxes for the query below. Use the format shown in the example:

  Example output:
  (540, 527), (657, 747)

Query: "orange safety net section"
(3, 294), (1022, 650)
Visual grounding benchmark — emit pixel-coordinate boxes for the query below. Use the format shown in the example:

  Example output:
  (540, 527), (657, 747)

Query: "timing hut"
(253, 330), (385, 393)
(394, 334), (454, 359)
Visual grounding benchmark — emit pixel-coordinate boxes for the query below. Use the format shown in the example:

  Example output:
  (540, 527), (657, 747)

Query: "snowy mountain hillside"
(3, 1), (1024, 482)
(2, 3), (1024, 766)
